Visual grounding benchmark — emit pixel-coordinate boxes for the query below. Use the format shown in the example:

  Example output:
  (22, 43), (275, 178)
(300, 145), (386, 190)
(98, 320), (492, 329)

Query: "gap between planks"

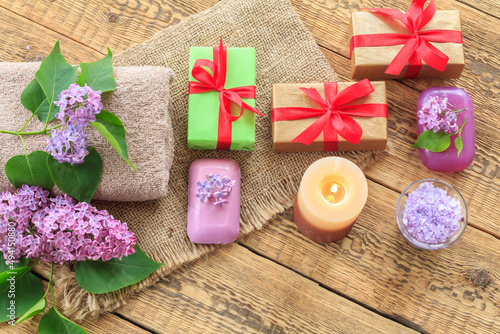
(0, 1), (496, 332)
(0, 275), (151, 333)
(112, 312), (158, 334)
(27, 267), (154, 334)
(0, 4), (107, 57)
(236, 239), (425, 333)
(456, 0), (500, 20)
(317, 44), (499, 239)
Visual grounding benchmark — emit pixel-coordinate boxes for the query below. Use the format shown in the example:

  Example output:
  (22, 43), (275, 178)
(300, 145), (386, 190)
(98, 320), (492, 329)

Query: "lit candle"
(322, 182), (346, 204)
(293, 157), (368, 243)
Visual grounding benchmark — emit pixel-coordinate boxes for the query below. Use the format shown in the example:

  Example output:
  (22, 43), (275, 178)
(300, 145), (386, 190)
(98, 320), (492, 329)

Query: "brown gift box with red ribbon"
(349, 0), (465, 80)
(271, 80), (388, 152)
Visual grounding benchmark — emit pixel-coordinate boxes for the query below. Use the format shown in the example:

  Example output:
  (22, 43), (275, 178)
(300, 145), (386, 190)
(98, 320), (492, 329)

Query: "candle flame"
(322, 182), (345, 204)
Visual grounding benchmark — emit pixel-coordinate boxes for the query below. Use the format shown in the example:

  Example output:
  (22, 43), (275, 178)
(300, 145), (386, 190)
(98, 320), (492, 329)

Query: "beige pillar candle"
(294, 157), (368, 243)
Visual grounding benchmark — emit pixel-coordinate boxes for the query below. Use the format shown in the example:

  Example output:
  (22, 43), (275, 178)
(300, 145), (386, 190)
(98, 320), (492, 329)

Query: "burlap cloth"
(0, 64), (175, 202)
(54, 0), (385, 320)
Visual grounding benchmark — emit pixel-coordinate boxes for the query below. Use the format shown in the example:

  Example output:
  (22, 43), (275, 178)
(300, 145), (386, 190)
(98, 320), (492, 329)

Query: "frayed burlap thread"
(57, 0), (384, 320)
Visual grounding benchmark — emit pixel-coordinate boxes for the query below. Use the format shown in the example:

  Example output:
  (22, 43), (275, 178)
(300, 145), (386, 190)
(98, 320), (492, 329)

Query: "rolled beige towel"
(0, 63), (174, 201)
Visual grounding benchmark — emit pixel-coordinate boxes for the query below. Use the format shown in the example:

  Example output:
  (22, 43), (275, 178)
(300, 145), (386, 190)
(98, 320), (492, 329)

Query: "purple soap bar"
(187, 159), (241, 244)
(416, 87), (475, 172)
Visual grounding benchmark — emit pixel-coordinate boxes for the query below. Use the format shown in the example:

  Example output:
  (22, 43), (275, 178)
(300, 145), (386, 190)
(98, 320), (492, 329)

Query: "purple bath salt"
(402, 182), (462, 244)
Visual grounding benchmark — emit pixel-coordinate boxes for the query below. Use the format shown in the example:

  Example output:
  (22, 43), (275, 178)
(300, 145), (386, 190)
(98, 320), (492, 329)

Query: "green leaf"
(412, 129), (451, 152)
(14, 297), (46, 325)
(0, 254), (28, 273)
(20, 78), (45, 112)
(77, 47), (115, 93)
(47, 146), (102, 203)
(75, 245), (163, 294)
(5, 151), (54, 191)
(38, 307), (88, 334)
(454, 118), (468, 158)
(20, 78), (55, 122)
(35, 40), (78, 123)
(0, 267), (30, 295)
(0, 267), (43, 322)
(455, 135), (464, 157)
(90, 110), (135, 170)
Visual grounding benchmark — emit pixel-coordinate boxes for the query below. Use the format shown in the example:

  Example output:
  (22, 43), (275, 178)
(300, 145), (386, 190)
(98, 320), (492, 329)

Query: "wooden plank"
(0, 0), (218, 55)
(1, 1), (494, 235)
(2, 0), (494, 239)
(237, 180), (500, 334)
(0, 2), (496, 334)
(0, 6), (103, 64)
(320, 48), (500, 237)
(457, 0), (500, 19)
(115, 244), (418, 334)
(1, 0), (497, 125)
(2, 0), (497, 127)
(290, 0), (500, 127)
(0, 280), (150, 334)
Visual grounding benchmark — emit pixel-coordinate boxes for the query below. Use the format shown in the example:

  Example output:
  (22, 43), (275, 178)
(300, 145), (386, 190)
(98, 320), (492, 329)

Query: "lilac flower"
(0, 185), (136, 265)
(45, 128), (89, 165)
(197, 180), (215, 193)
(417, 94), (463, 135)
(213, 198), (229, 207)
(402, 182), (463, 244)
(196, 180), (215, 203)
(46, 83), (103, 165)
(196, 174), (236, 207)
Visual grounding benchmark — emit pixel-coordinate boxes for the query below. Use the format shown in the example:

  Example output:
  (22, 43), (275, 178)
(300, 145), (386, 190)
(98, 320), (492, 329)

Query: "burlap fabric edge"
(54, 0), (386, 320)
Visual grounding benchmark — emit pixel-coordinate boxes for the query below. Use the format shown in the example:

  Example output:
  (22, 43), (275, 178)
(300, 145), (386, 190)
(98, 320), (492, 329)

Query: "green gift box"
(187, 43), (257, 151)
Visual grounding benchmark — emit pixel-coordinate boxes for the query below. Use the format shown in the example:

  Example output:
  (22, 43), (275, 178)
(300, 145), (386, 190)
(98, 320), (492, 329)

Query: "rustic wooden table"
(0, 0), (498, 333)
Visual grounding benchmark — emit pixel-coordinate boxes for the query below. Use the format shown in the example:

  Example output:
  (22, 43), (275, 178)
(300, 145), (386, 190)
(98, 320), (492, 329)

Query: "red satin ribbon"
(188, 38), (263, 150)
(349, 0), (463, 78)
(271, 79), (388, 151)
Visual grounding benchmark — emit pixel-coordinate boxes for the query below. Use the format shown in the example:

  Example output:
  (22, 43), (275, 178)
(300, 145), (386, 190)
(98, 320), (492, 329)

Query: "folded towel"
(0, 63), (175, 201)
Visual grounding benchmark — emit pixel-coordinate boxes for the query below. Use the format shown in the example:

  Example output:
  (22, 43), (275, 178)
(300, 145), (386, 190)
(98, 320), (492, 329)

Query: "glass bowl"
(396, 179), (468, 250)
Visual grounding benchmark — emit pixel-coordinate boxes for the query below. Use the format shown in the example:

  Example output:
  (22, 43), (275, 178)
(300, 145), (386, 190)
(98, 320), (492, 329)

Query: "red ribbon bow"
(271, 79), (388, 151)
(188, 38), (264, 150)
(349, 0), (463, 78)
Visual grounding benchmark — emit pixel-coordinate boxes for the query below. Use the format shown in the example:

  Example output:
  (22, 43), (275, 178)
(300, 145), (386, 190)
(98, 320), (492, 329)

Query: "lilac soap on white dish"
(187, 159), (241, 244)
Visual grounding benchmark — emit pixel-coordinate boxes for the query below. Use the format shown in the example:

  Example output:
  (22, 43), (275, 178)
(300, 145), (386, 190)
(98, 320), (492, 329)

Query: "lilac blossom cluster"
(417, 94), (463, 134)
(402, 182), (462, 244)
(196, 174), (236, 207)
(45, 83), (103, 165)
(0, 185), (136, 265)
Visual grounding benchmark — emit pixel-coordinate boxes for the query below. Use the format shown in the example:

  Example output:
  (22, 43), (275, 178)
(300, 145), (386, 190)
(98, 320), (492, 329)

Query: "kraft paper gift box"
(187, 40), (261, 151)
(349, 1), (465, 80)
(271, 80), (388, 152)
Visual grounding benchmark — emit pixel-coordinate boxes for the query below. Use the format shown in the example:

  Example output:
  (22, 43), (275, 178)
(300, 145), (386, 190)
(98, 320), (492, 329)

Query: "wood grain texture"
(0, 0), (218, 55)
(320, 48), (500, 237)
(115, 244), (418, 334)
(457, 0), (500, 19)
(238, 180), (500, 334)
(0, 6), (103, 63)
(291, 0), (500, 128)
(0, 280), (151, 333)
(0, 0), (498, 333)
